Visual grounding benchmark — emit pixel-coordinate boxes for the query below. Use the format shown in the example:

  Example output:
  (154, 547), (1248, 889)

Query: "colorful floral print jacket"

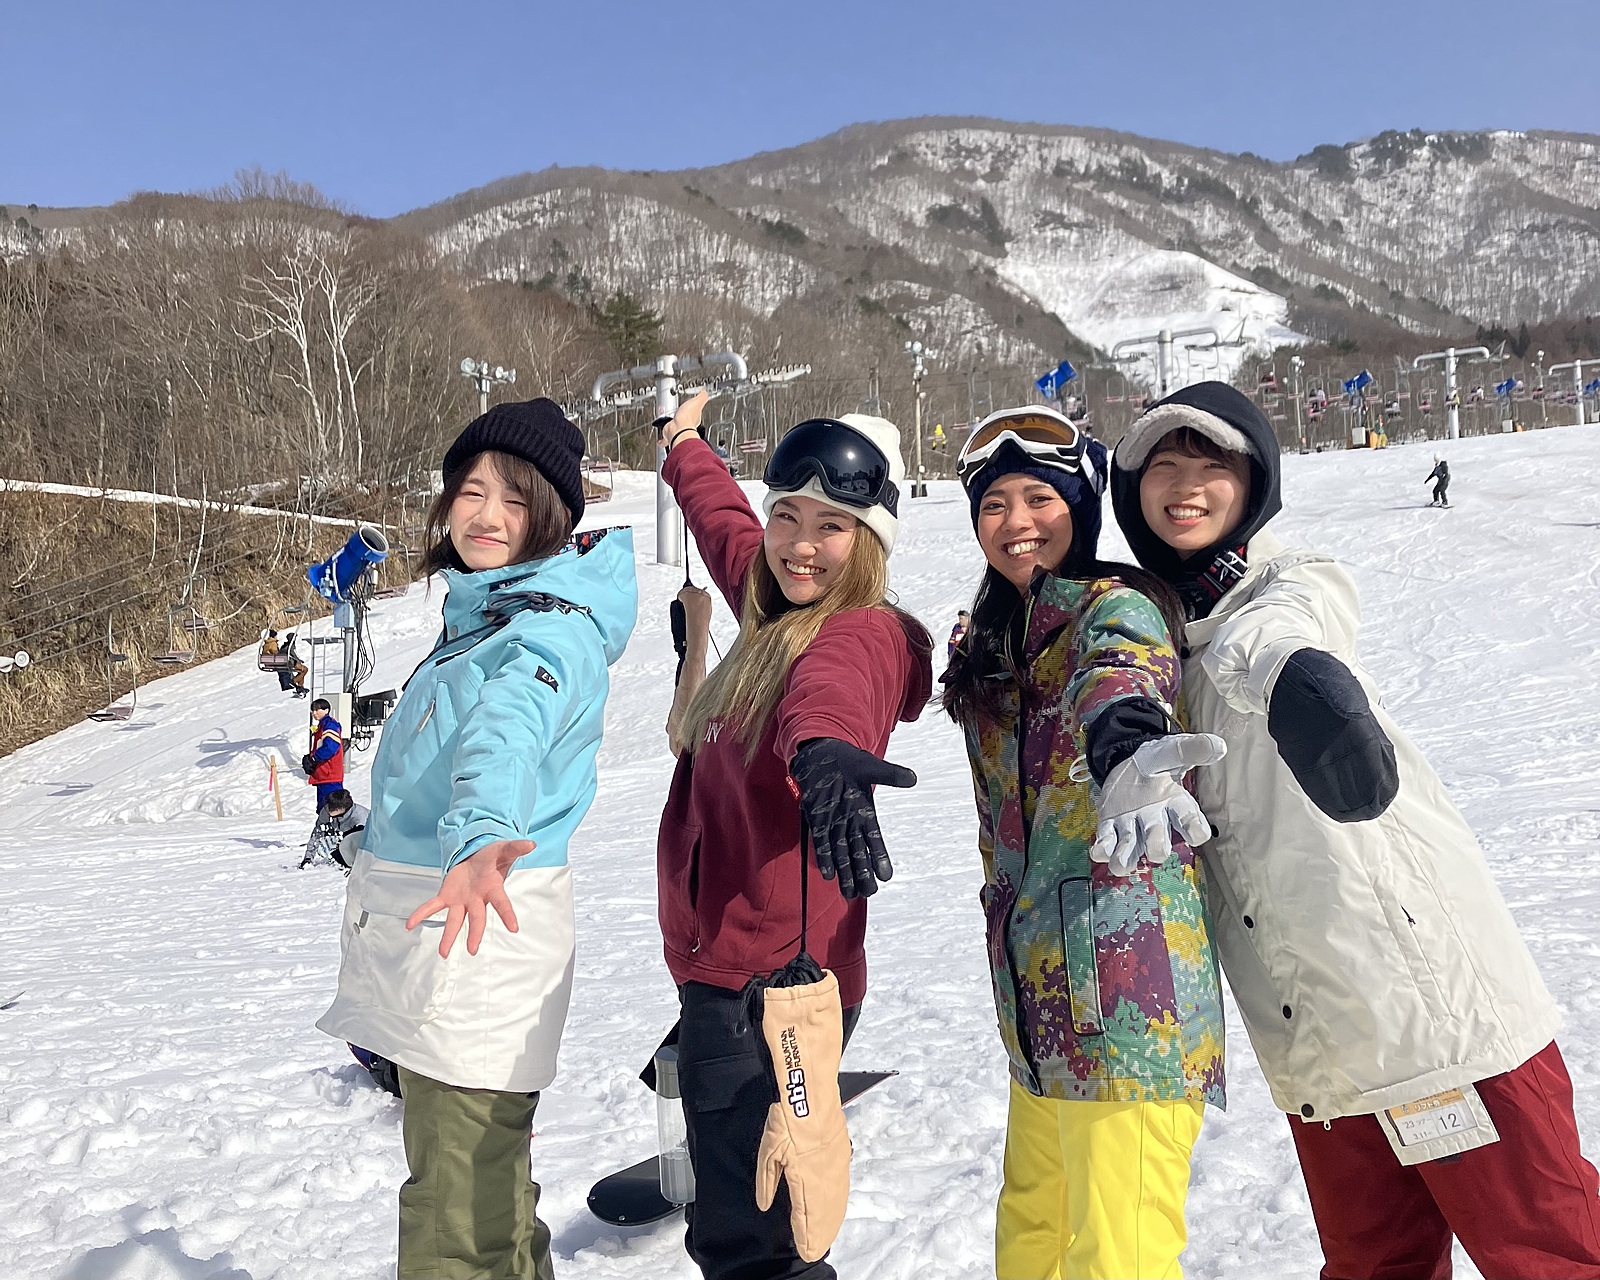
(963, 574), (1226, 1105)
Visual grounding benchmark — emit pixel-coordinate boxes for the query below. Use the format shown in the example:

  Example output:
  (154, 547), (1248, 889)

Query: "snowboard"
(587, 1069), (897, 1227)
(0, 990), (22, 1011)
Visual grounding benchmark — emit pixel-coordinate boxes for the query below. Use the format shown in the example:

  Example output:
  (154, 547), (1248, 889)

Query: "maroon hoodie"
(657, 438), (932, 1008)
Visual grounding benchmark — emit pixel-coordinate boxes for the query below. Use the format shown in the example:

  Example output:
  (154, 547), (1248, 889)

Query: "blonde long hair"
(674, 528), (897, 761)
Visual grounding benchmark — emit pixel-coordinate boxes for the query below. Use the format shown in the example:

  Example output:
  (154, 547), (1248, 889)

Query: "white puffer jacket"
(1186, 529), (1560, 1121)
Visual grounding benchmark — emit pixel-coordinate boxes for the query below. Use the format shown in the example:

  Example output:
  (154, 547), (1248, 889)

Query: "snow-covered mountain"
(399, 120), (1600, 379)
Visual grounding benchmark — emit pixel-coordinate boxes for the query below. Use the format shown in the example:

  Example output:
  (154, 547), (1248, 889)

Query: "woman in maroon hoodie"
(656, 391), (933, 1280)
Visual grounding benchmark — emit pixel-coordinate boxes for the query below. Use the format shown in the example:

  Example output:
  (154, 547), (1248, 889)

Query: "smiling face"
(975, 474), (1075, 592)
(763, 493), (860, 604)
(448, 455), (529, 572)
(1138, 437), (1251, 555)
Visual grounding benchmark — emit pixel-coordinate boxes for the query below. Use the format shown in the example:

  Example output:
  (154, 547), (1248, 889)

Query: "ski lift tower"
(592, 352), (749, 566)
(1111, 326), (1222, 397)
(1412, 346), (1490, 440)
(1547, 358), (1590, 427)
(460, 358), (516, 414)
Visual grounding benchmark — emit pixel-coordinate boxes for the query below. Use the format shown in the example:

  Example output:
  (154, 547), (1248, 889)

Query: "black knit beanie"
(442, 398), (586, 525)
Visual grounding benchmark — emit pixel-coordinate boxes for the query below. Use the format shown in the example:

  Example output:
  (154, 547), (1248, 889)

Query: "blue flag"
(1342, 369), (1373, 397)
(1495, 378), (1516, 399)
(1036, 360), (1078, 399)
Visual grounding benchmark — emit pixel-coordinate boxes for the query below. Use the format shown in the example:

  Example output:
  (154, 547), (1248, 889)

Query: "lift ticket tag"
(1377, 1084), (1500, 1166)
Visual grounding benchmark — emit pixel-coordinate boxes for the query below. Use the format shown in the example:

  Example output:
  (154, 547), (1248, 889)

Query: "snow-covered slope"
(5, 432), (1600, 1278)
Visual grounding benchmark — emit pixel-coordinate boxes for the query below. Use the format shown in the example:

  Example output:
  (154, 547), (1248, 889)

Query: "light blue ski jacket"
(363, 527), (639, 876)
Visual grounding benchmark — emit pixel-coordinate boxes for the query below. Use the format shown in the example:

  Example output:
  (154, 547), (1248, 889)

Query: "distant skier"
(946, 609), (969, 660)
(299, 788), (368, 871)
(1427, 457), (1451, 507)
(303, 698), (344, 810)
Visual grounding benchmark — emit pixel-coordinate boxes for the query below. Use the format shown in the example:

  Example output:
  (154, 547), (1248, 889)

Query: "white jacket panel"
(316, 848), (576, 1092)
(1185, 531), (1560, 1120)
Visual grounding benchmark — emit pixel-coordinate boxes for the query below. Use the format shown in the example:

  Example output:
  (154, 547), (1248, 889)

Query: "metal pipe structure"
(1412, 347), (1491, 440)
(1111, 326), (1221, 397)
(459, 358), (516, 414)
(592, 351), (749, 566)
(1547, 360), (1588, 427)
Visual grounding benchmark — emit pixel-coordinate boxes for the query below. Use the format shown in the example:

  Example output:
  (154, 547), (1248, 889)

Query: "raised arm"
(661, 391), (764, 614)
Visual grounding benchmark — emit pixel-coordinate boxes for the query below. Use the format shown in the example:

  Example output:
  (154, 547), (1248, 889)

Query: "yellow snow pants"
(995, 1079), (1205, 1280)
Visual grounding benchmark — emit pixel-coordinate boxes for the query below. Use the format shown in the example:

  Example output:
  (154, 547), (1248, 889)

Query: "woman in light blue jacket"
(319, 398), (637, 1280)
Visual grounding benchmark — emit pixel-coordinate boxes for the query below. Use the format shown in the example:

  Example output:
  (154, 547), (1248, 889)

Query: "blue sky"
(5, 0), (1597, 217)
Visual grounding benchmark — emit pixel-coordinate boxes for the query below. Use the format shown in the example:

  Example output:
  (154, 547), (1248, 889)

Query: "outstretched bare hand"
(406, 838), (534, 958)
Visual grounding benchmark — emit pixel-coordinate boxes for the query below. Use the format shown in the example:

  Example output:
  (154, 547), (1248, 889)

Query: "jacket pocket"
(658, 822), (704, 953)
(343, 859), (458, 1025)
(681, 1051), (773, 1115)
(1059, 877), (1104, 1036)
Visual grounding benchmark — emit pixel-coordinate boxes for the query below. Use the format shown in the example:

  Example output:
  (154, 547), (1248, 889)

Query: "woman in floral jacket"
(942, 406), (1227, 1280)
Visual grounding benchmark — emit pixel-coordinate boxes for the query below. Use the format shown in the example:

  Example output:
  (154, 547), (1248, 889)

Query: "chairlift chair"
(87, 617), (138, 722)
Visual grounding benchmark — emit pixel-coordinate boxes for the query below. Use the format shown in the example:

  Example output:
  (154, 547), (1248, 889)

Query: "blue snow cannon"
(309, 524), (389, 602)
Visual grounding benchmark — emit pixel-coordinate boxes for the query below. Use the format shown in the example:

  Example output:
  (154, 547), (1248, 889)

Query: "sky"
(5, 0), (1598, 218)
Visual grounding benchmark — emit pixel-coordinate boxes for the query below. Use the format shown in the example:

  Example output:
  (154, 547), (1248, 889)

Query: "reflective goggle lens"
(765, 419), (896, 514)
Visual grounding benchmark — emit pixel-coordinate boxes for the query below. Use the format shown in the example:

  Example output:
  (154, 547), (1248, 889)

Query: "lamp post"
(905, 340), (929, 498)
(1290, 355), (1307, 452)
(459, 358), (516, 415)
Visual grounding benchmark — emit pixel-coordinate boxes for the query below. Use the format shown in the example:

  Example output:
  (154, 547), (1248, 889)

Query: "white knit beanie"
(761, 413), (906, 554)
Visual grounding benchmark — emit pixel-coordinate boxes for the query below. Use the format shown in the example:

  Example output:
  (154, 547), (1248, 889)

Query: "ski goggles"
(956, 411), (1102, 494)
(765, 418), (899, 516)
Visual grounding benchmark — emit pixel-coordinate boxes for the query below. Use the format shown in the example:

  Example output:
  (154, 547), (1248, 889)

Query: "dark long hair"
(941, 559), (1187, 733)
(421, 449), (572, 576)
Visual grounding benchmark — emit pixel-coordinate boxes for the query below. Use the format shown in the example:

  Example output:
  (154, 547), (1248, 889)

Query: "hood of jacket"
(437, 526), (637, 667)
(1109, 381), (1283, 596)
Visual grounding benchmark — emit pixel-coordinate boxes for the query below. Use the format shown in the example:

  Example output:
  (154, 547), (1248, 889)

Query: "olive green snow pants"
(397, 1066), (555, 1280)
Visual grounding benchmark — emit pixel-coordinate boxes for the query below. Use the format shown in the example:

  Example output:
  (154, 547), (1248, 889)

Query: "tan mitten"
(753, 971), (850, 1262)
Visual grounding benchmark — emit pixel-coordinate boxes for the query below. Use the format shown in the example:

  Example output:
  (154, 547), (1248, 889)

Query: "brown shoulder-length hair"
(941, 560), (1186, 733)
(421, 449), (573, 575)
(673, 524), (933, 761)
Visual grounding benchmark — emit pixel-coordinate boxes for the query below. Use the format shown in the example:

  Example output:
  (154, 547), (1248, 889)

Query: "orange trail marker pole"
(269, 756), (284, 822)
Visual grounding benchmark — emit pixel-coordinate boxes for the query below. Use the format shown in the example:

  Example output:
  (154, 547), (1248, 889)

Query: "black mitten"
(301, 753), (316, 776)
(789, 738), (917, 900)
(1268, 649), (1398, 823)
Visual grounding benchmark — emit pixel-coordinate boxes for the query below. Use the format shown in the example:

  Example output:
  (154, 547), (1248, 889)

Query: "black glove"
(301, 753), (315, 776)
(789, 737), (917, 900)
(1268, 648), (1398, 823)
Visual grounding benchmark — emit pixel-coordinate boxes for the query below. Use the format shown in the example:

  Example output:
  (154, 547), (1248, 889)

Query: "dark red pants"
(1288, 1041), (1600, 1279)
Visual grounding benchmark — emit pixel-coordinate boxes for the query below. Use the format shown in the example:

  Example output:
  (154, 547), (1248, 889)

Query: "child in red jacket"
(656, 391), (933, 1280)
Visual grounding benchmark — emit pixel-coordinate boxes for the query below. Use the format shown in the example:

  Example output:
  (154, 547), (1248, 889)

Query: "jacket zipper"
(1008, 683), (1042, 1086)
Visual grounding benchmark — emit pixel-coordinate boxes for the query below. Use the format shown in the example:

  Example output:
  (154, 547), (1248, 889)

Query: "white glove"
(1090, 734), (1227, 877)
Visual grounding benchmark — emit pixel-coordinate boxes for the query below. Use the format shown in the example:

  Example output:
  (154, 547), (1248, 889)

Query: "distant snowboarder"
(1426, 457), (1451, 507)
(299, 788), (368, 870)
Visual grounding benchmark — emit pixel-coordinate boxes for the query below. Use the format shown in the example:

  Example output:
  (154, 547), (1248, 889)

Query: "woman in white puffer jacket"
(1110, 381), (1600, 1280)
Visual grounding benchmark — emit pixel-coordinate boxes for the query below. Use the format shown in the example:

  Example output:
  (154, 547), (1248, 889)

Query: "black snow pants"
(677, 980), (861, 1280)
(1433, 479), (1449, 505)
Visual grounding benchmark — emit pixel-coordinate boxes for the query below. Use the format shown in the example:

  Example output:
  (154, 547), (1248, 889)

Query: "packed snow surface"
(5, 430), (1600, 1278)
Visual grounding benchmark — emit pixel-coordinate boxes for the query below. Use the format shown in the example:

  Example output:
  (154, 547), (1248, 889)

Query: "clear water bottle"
(654, 1045), (696, 1205)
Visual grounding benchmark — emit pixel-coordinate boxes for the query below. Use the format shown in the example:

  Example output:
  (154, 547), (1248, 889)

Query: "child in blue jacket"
(319, 399), (638, 1280)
